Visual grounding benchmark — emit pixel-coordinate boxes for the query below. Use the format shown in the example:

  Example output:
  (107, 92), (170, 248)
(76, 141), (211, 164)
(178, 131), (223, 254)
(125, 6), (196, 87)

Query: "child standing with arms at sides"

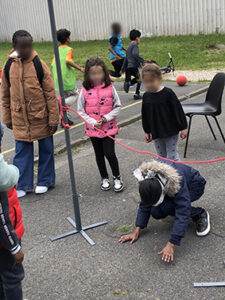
(52, 28), (84, 125)
(141, 64), (188, 161)
(77, 57), (124, 192)
(1, 30), (59, 198)
(108, 23), (126, 78)
(121, 29), (145, 100)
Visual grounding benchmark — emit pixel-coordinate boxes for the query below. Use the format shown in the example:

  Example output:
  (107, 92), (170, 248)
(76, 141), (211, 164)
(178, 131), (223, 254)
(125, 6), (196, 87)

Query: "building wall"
(0, 0), (224, 42)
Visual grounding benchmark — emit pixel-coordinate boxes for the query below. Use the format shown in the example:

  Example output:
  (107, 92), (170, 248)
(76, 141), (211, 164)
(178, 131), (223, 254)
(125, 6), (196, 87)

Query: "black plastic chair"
(182, 72), (225, 158)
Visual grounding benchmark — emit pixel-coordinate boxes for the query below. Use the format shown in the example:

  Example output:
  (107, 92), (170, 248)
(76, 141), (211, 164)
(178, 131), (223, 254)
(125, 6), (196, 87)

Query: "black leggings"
(109, 59), (124, 77)
(91, 136), (120, 178)
(125, 67), (141, 95)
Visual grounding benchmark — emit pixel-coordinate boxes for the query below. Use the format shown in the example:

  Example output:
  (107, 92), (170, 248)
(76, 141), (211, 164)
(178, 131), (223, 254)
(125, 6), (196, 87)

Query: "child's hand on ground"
(119, 233), (139, 244)
(180, 129), (188, 140)
(6, 123), (13, 130)
(13, 249), (24, 265)
(158, 242), (174, 263)
(49, 125), (58, 134)
(119, 227), (140, 244)
(145, 133), (152, 143)
(94, 120), (102, 129)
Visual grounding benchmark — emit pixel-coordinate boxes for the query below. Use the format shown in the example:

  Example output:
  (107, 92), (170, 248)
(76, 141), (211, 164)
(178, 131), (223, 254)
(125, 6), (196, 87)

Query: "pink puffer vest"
(82, 83), (118, 138)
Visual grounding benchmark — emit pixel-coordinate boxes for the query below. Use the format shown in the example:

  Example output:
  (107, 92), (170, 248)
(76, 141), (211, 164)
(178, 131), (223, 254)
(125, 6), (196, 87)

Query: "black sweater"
(141, 87), (187, 140)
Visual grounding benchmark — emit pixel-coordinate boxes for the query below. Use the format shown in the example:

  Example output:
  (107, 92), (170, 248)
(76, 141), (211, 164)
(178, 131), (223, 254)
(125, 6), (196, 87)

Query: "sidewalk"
(20, 91), (225, 300)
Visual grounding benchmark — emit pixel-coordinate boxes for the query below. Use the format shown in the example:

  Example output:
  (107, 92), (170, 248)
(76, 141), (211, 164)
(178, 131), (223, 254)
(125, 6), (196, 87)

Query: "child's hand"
(13, 249), (24, 265)
(6, 123), (13, 130)
(49, 125), (58, 134)
(94, 120), (102, 129)
(119, 232), (139, 244)
(101, 116), (107, 123)
(180, 129), (188, 140)
(145, 133), (152, 143)
(80, 67), (85, 73)
(120, 71), (124, 76)
(158, 242), (174, 263)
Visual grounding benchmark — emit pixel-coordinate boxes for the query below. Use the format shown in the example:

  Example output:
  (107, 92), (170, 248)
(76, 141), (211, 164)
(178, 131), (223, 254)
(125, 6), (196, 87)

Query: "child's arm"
(77, 90), (99, 127)
(66, 48), (84, 72)
(109, 36), (121, 60)
(132, 44), (145, 65)
(141, 99), (152, 141)
(1, 65), (12, 129)
(0, 192), (23, 258)
(102, 87), (121, 122)
(41, 61), (59, 132)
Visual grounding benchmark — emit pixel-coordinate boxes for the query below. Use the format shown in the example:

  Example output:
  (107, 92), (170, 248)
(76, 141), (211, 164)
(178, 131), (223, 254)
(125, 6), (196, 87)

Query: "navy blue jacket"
(136, 160), (206, 246)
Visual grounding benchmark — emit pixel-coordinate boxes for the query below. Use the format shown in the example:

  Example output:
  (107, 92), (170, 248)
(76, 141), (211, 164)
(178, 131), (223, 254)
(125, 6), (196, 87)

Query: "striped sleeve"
(0, 192), (21, 254)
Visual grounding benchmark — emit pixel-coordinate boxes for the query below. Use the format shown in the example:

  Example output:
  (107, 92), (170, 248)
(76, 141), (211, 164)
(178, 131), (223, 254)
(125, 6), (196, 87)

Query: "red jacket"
(0, 187), (25, 249)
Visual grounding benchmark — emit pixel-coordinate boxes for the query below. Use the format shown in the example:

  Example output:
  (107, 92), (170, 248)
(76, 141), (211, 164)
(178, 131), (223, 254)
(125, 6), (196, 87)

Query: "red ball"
(176, 75), (187, 86)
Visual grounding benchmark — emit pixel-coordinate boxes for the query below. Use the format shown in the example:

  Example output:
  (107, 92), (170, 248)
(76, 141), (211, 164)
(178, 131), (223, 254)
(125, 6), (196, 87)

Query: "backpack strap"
(4, 59), (13, 85)
(32, 56), (44, 86)
(3, 56), (44, 86)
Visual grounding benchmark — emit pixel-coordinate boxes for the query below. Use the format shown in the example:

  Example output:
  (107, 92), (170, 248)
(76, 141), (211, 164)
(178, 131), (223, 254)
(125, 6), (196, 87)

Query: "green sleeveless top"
(52, 46), (76, 91)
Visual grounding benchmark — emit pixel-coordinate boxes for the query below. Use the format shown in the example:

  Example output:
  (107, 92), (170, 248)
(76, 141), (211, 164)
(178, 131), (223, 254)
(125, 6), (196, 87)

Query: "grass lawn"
(0, 33), (225, 81)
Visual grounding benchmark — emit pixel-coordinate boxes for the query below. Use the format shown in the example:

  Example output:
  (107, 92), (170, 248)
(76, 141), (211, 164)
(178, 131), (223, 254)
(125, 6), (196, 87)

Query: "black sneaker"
(113, 176), (124, 192)
(124, 82), (130, 93)
(133, 94), (143, 100)
(194, 210), (210, 237)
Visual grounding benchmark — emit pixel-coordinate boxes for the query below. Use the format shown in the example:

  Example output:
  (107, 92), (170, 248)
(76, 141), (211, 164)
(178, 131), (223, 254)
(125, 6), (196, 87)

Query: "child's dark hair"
(83, 56), (111, 90)
(139, 178), (162, 206)
(142, 63), (162, 80)
(129, 29), (141, 41)
(57, 29), (71, 44)
(12, 30), (33, 46)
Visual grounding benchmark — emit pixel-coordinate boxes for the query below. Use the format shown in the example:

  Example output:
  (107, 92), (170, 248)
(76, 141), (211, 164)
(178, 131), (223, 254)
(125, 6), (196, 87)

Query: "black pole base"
(51, 217), (108, 246)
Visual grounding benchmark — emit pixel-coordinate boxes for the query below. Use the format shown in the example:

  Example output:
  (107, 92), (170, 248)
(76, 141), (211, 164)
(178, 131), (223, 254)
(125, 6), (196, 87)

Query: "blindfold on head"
(134, 168), (168, 207)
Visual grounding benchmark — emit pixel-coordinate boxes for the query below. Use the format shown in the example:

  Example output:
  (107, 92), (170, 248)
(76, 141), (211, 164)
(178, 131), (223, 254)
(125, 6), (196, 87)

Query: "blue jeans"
(0, 249), (24, 300)
(13, 136), (55, 191)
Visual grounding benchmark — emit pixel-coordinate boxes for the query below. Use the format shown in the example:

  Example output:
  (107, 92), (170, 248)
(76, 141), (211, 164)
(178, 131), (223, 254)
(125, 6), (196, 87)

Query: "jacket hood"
(135, 160), (181, 197)
(0, 154), (19, 191)
(8, 49), (38, 63)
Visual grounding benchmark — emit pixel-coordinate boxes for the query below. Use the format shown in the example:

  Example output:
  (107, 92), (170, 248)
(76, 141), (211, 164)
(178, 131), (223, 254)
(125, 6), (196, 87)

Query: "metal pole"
(47, 0), (82, 231)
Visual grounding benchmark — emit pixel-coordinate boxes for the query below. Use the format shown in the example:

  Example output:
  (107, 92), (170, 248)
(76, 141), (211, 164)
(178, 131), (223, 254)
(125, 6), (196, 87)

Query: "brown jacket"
(1, 50), (59, 142)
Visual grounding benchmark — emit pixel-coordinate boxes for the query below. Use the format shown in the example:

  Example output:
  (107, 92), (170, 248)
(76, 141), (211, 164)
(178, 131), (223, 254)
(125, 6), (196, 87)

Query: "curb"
(35, 85), (208, 162)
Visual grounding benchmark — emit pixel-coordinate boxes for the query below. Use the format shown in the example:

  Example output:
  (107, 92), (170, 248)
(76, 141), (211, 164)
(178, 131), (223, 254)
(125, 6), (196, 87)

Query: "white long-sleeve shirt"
(77, 86), (122, 126)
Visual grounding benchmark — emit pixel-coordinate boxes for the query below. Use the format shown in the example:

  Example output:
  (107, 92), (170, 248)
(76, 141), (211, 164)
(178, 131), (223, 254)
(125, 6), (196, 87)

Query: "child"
(0, 154), (25, 299)
(119, 159), (210, 263)
(141, 64), (188, 161)
(1, 30), (59, 198)
(121, 29), (145, 100)
(52, 28), (84, 126)
(108, 23), (126, 78)
(77, 56), (124, 192)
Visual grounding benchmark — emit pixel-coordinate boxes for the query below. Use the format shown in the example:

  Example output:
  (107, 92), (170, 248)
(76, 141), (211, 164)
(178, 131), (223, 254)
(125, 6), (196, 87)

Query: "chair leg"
(213, 116), (225, 143)
(184, 115), (193, 158)
(205, 116), (217, 140)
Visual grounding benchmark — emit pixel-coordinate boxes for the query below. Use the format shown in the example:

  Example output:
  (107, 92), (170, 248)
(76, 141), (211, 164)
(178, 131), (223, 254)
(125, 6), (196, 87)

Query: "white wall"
(0, 0), (225, 42)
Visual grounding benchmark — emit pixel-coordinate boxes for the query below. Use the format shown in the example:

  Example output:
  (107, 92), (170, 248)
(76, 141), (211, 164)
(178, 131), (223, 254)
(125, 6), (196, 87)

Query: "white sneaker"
(113, 176), (124, 192)
(16, 190), (26, 198)
(35, 186), (48, 194)
(101, 178), (111, 191)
